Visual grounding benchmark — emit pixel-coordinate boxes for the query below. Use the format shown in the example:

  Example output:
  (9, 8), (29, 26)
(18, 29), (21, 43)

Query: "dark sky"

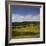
(10, 5), (40, 16)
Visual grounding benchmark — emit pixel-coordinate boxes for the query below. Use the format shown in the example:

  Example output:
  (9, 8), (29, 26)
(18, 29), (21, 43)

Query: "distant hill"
(12, 21), (40, 26)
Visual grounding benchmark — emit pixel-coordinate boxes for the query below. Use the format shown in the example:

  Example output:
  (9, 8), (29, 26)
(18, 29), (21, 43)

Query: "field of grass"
(12, 22), (40, 39)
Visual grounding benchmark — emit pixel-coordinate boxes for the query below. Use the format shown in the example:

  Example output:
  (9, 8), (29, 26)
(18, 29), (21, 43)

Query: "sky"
(10, 5), (40, 22)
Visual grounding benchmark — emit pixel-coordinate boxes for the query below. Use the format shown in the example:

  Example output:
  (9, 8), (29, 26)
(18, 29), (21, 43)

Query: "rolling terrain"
(12, 21), (40, 39)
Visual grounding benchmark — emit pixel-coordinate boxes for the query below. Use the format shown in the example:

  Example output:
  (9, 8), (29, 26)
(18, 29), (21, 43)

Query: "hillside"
(12, 21), (40, 38)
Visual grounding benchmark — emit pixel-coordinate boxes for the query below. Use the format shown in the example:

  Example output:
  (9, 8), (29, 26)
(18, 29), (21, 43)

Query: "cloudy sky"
(11, 5), (40, 22)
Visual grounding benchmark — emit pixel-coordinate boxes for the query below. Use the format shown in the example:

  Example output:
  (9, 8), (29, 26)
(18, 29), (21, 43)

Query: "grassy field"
(12, 22), (40, 39)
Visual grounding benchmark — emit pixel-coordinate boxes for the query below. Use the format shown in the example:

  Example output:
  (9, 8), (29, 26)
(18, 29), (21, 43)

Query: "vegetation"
(12, 22), (40, 39)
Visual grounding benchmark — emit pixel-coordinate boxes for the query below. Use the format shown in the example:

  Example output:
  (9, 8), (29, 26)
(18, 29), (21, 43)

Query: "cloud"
(12, 14), (40, 22)
(23, 14), (40, 21)
(12, 14), (24, 22)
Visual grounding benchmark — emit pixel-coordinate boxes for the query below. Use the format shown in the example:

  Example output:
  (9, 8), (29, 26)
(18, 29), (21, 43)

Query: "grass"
(12, 22), (40, 39)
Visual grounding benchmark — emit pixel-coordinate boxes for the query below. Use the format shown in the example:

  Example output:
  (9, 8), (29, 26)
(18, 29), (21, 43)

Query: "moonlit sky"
(10, 5), (40, 22)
